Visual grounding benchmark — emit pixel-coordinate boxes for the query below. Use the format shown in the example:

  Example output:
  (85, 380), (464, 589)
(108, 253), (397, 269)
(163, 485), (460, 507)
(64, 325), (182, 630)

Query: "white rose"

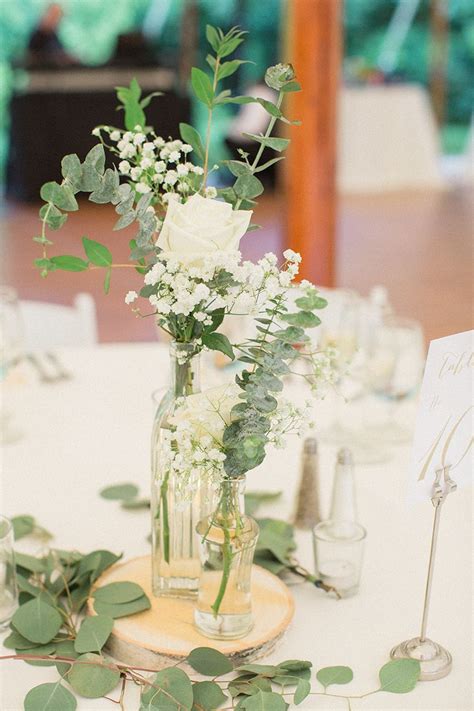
(170, 384), (240, 443)
(156, 193), (252, 266)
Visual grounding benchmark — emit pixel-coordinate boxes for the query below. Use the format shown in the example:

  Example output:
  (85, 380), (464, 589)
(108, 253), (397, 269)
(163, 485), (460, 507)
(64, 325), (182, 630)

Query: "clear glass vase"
(151, 341), (217, 598)
(194, 476), (259, 639)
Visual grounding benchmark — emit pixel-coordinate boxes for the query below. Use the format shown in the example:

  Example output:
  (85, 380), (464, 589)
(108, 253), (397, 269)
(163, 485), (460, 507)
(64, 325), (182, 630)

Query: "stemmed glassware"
(367, 315), (425, 443)
(0, 286), (25, 444)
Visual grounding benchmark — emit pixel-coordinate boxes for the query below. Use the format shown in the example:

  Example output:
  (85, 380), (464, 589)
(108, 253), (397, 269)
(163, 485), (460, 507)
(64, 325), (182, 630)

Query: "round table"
(1, 343), (471, 710)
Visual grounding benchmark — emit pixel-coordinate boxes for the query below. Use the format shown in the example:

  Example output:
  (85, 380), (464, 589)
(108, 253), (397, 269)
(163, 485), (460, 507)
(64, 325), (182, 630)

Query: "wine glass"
(0, 286), (25, 444)
(367, 316), (425, 443)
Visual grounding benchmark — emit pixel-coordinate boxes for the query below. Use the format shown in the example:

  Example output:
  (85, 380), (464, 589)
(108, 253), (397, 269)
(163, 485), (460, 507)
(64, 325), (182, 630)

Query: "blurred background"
(1, 0), (473, 344)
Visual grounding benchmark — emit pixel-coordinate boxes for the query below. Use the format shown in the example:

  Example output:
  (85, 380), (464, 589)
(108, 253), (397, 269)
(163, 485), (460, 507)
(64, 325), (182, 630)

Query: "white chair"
(19, 293), (98, 350)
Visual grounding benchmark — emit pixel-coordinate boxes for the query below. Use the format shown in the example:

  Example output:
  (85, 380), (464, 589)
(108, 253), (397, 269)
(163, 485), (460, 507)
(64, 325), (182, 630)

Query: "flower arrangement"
(34, 25), (337, 630)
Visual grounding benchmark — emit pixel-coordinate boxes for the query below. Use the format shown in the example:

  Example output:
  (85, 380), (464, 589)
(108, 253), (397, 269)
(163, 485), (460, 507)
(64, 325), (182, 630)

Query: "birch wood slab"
(87, 555), (294, 670)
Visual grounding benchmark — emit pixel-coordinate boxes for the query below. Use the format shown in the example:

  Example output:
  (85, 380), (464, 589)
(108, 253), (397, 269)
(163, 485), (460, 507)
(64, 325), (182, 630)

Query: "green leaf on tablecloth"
(82, 237), (112, 267)
(316, 665), (354, 689)
(236, 690), (288, 710)
(192, 680), (228, 710)
(378, 659), (420, 693)
(15, 551), (46, 574)
(74, 615), (114, 653)
(92, 594), (151, 618)
(244, 490), (282, 516)
(76, 550), (122, 581)
(55, 639), (79, 677)
(4, 629), (42, 650)
(255, 518), (296, 565)
(22, 642), (57, 666)
(121, 498), (150, 510)
(11, 597), (62, 644)
(278, 660), (312, 673)
(140, 668), (193, 710)
(68, 652), (120, 698)
(93, 581), (144, 604)
(293, 678), (311, 704)
(229, 677), (272, 697)
(11, 514), (35, 539)
(236, 664), (280, 678)
(187, 647), (233, 676)
(24, 681), (77, 711)
(100, 483), (139, 501)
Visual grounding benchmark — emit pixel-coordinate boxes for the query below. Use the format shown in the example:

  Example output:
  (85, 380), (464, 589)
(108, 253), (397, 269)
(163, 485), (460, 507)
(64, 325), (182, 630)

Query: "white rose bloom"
(170, 384), (240, 443)
(156, 193), (252, 266)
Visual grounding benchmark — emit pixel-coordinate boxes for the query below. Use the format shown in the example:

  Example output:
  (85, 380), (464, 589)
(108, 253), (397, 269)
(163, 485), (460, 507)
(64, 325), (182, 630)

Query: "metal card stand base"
(390, 465), (455, 681)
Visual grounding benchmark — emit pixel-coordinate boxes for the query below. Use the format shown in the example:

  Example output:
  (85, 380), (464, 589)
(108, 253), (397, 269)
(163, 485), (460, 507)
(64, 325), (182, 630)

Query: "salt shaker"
(294, 437), (321, 529)
(329, 448), (357, 533)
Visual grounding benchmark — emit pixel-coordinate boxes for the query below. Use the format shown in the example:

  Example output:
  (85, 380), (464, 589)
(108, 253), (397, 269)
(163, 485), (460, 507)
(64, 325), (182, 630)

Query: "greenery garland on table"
(2, 517), (422, 710)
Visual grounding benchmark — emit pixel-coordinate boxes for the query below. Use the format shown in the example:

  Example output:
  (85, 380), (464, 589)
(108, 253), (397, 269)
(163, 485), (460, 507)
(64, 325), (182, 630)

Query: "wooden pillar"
(429, 0), (449, 126)
(284, 0), (342, 286)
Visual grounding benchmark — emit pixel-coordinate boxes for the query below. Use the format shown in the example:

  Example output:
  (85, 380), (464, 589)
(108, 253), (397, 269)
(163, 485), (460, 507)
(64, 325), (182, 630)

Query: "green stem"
(203, 57), (221, 185)
(211, 524), (232, 618)
(160, 473), (170, 564)
(234, 91), (284, 210)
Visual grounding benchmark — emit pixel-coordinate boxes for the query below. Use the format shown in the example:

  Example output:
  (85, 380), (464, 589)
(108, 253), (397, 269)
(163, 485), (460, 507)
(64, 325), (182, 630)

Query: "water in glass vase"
(151, 342), (217, 598)
(194, 477), (259, 639)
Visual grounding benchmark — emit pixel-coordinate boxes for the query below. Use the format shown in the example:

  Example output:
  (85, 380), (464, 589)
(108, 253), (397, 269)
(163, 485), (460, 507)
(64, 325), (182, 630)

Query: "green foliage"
(68, 653), (120, 698)
(11, 514), (51, 541)
(244, 490), (282, 516)
(24, 682), (77, 711)
(93, 581), (144, 604)
(12, 598), (62, 644)
(316, 666), (354, 689)
(100, 483), (139, 500)
(187, 647), (233, 676)
(192, 680), (227, 710)
(115, 78), (162, 131)
(378, 658), (421, 693)
(179, 122), (205, 162)
(74, 615), (114, 654)
(140, 668), (193, 710)
(201, 331), (235, 360)
(92, 594), (151, 618)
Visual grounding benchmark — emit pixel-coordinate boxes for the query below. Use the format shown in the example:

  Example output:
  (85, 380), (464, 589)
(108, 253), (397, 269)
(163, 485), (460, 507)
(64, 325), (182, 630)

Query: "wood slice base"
(87, 555), (294, 670)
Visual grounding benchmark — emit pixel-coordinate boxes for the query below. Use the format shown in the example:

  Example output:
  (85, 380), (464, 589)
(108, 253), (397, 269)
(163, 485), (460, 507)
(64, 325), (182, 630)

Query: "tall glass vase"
(194, 475), (259, 639)
(151, 341), (217, 598)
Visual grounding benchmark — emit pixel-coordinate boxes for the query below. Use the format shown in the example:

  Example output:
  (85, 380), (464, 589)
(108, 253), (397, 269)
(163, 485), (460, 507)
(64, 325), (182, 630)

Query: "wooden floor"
(1, 187), (472, 344)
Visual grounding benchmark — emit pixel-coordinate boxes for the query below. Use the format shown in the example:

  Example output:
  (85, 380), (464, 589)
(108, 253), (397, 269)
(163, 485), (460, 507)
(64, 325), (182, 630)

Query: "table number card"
(410, 330), (473, 501)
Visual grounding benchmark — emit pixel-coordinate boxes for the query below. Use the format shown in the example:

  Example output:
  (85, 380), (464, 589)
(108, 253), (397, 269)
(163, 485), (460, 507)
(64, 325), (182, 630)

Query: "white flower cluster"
(266, 398), (315, 448)
(96, 125), (204, 202)
(130, 249), (302, 327)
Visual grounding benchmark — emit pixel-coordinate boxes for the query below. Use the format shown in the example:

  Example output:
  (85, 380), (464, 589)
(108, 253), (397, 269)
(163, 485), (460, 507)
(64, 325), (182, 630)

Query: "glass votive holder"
(0, 515), (19, 628)
(312, 520), (366, 598)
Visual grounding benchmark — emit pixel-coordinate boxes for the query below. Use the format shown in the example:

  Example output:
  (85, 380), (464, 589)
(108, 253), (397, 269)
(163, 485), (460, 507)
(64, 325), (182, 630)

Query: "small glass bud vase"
(151, 341), (218, 598)
(194, 475), (259, 640)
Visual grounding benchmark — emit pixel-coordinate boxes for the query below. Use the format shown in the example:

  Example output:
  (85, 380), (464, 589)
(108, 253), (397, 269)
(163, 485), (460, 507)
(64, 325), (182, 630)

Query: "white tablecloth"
(339, 85), (445, 193)
(1, 344), (471, 710)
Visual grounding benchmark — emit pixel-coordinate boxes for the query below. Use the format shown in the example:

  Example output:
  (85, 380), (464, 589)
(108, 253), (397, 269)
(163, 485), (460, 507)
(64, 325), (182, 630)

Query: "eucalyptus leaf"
(61, 153), (82, 187)
(188, 647), (233, 676)
(68, 652), (120, 698)
(122, 498), (150, 510)
(22, 642), (57, 667)
(40, 182), (78, 211)
(93, 581), (144, 604)
(92, 594), (150, 618)
(24, 681), (77, 711)
(192, 680), (227, 710)
(378, 659), (420, 693)
(237, 691), (288, 710)
(236, 664), (279, 678)
(100, 483), (139, 501)
(89, 168), (119, 204)
(12, 597), (62, 644)
(55, 639), (79, 677)
(140, 667), (193, 710)
(233, 174), (264, 199)
(11, 514), (35, 540)
(242, 134), (290, 152)
(4, 629), (42, 650)
(281, 311), (321, 328)
(74, 615), (114, 653)
(39, 204), (67, 230)
(316, 665), (353, 689)
(293, 678), (311, 704)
